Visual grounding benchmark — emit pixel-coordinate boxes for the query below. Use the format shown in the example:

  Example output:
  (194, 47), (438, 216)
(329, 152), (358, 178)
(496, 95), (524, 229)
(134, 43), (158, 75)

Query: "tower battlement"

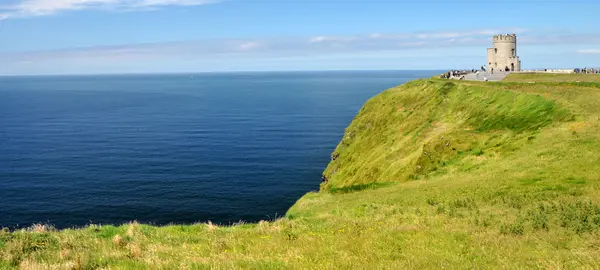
(493, 34), (517, 43)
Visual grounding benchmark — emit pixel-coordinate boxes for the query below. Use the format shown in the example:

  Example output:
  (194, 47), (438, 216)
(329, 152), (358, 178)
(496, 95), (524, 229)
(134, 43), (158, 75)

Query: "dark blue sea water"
(0, 70), (439, 229)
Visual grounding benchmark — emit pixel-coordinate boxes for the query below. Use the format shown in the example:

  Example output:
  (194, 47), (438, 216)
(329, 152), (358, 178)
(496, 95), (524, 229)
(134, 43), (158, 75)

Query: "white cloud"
(303, 29), (530, 51)
(370, 28), (528, 40)
(238, 42), (260, 51)
(0, 0), (219, 18)
(397, 41), (427, 47)
(309, 36), (357, 43)
(307, 29), (528, 46)
(577, 49), (600, 54)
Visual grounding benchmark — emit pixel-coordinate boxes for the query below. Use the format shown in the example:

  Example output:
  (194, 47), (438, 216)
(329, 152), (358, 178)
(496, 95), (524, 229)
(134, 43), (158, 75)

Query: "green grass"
(321, 79), (572, 189)
(3, 74), (600, 269)
(505, 72), (600, 82)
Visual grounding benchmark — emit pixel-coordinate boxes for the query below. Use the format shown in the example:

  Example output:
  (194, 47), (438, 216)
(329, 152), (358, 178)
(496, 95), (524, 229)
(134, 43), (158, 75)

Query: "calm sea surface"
(0, 71), (439, 229)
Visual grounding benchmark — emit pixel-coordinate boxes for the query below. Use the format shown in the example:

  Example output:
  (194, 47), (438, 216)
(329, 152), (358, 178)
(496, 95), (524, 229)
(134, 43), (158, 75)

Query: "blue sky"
(0, 0), (599, 75)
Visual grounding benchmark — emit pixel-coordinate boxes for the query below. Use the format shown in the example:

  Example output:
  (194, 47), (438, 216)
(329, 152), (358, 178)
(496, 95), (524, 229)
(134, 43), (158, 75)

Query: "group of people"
(573, 68), (600, 74)
(440, 66), (491, 81)
(440, 70), (471, 79)
(438, 66), (599, 80)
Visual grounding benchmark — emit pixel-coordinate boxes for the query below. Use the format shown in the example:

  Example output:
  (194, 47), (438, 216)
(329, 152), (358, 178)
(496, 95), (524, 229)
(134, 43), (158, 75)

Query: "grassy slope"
(2, 74), (600, 269)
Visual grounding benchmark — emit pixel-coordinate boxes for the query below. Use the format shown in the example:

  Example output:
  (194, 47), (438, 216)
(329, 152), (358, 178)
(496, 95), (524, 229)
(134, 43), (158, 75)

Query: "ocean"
(0, 70), (439, 229)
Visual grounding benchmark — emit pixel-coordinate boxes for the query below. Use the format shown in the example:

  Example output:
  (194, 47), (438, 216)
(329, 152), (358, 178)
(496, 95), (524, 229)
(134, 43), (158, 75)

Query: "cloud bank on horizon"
(2, 28), (599, 74)
(0, 0), (219, 18)
(3, 27), (600, 74)
(7, 28), (600, 61)
(578, 49), (600, 54)
(3, 28), (528, 62)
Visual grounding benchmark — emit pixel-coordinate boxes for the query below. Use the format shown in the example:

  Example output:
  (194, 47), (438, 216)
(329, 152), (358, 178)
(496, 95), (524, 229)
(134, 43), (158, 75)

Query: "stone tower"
(487, 34), (521, 72)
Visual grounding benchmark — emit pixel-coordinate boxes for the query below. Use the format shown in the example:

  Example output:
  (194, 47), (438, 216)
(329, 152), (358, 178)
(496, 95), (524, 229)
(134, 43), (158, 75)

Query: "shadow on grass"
(328, 182), (396, 194)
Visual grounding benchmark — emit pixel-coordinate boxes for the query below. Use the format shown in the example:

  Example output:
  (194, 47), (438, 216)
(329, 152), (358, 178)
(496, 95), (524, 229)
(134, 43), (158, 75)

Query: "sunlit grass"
(2, 74), (600, 269)
(505, 72), (600, 82)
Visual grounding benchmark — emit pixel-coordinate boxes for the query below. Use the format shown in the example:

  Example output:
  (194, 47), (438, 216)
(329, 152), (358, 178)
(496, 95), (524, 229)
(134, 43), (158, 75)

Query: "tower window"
(511, 49), (515, 56)
(495, 48), (498, 54)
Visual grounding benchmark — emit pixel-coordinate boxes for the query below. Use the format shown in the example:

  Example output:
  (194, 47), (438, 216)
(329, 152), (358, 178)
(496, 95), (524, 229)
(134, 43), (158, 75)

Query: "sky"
(0, 0), (599, 75)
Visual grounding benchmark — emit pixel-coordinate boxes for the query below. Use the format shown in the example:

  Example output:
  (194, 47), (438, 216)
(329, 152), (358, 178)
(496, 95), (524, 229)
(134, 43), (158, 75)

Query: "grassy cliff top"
(504, 72), (600, 82)
(2, 74), (600, 269)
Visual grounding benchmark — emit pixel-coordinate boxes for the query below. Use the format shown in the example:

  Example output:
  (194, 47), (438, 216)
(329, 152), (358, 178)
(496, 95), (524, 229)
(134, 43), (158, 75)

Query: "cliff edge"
(321, 79), (572, 190)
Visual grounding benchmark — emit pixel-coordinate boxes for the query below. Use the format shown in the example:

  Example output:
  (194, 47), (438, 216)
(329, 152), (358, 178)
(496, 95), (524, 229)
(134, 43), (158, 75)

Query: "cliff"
(321, 79), (571, 190)
(3, 74), (600, 269)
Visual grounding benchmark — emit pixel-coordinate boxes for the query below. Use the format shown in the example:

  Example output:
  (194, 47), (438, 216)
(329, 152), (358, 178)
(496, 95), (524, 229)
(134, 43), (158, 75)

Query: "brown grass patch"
(27, 224), (54, 233)
(112, 235), (123, 247)
(128, 243), (142, 258)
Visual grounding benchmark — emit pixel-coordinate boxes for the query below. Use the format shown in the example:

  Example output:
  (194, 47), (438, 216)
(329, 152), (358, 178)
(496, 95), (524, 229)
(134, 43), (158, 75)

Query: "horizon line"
(0, 69), (451, 77)
(1, 67), (590, 77)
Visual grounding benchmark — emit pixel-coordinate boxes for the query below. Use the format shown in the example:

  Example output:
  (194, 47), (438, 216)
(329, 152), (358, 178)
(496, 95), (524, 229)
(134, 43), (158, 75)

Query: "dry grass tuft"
(128, 243), (142, 258)
(19, 260), (44, 270)
(74, 254), (90, 270)
(112, 235), (124, 247)
(257, 220), (269, 230)
(59, 248), (71, 260)
(26, 224), (54, 233)
(127, 222), (138, 237)
(207, 221), (216, 232)
(232, 220), (247, 226)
